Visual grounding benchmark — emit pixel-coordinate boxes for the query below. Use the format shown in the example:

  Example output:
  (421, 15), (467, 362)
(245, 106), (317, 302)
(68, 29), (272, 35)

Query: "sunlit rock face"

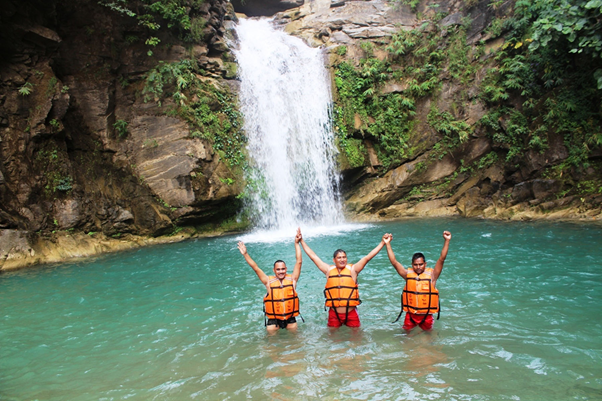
(231, 0), (303, 17)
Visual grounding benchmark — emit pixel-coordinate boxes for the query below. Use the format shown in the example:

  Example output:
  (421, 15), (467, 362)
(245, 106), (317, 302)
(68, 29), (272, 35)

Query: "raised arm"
(291, 227), (303, 282)
(299, 229), (330, 274)
(433, 231), (451, 281)
(238, 241), (269, 285)
(352, 236), (386, 275)
(384, 233), (408, 279)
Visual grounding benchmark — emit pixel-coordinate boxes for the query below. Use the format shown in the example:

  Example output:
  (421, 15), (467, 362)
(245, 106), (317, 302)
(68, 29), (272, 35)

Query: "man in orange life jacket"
(237, 228), (303, 333)
(383, 231), (451, 331)
(298, 229), (387, 328)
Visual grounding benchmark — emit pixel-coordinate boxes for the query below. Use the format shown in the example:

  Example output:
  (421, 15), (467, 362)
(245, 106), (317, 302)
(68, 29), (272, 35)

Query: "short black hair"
(333, 249), (346, 258)
(273, 260), (286, 268)
(412, 252), (425, 263)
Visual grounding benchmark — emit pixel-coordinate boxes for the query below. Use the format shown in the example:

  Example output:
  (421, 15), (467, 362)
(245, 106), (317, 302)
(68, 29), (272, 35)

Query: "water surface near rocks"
(2, 218), (602, 400)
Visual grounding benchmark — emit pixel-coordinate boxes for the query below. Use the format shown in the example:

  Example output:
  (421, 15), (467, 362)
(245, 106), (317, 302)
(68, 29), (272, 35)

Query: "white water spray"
(233, 19), (343, 234)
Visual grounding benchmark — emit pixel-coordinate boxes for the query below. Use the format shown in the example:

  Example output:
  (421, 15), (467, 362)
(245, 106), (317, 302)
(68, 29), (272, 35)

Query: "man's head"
(273, 260), (287, 279)
(332, 249), (347, 269)
(411, 252), (426, 274)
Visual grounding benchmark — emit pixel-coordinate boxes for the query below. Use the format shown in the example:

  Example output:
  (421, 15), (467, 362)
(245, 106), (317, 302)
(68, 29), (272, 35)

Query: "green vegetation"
(333, 58), (416, 169)
(333, 0), (601, 192)
(113, 119), (129, 138)
(520, 0), (602, 88)
(143, 59), (246, 167)
(427, 108), (472, 143)
(46, 77), (58, 97)
(333, 23), (478, 170)
(393, 0), (420, 12)
(18, 82), (33, 96)
(35, 146), (73, 195)
(49, 119), (60, 131)
(478, 0), (602, 169)
(99, 0), (208, 54)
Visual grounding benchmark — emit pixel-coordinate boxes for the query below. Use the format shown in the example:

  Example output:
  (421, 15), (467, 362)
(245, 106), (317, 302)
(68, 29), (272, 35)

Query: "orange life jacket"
(263, 275), (299, 320)
(324, 265), (361, 308)
(402, 268), (439, 315)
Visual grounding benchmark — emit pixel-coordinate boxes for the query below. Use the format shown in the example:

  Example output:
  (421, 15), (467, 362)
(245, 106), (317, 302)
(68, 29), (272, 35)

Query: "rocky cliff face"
(2, 0), (601, 271)
(0, 0), (244, 269)
(274, 0), (602, 222)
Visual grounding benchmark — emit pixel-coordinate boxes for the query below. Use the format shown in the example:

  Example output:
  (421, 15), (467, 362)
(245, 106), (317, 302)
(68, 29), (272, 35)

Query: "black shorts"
(267, 316), (297, 329)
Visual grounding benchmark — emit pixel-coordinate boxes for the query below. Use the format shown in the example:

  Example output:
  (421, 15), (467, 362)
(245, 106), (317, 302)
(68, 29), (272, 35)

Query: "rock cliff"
(274, 0), (602, 222)
(1, 0), (601, 271)
(0, 0), (245, 270)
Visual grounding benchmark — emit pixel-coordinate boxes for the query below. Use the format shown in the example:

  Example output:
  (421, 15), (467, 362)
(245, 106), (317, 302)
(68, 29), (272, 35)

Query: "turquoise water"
(2, 218), (602, 400)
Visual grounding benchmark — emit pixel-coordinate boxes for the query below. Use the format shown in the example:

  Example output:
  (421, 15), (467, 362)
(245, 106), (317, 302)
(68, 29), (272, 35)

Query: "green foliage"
(479, 18), (602, 167)
(334, 21), (466, 170)
(49, 119), (60, 131)
(393, 0), (420, 12)
(477, 152), (499, 170)
(386, 29), (419, 57)
(18, 82), (33, 96)
(219, 177), (235, 185)
(577, 180), (602, 195)
(489, 0), (505, 9)
(99, 0), (207, 45)
(54, 176), (73, 192)
(113, 119), (129, 138)
(428, 108), (472, 143)
(35, 145), (73, 196)
(187, 16), (206, 42)
(448, 31), (475, 83)
(486, 17), (506, 38)
(333, 58), (417, 169)
(99, 0), (136, 17)
(336, 46), (347, 56)
(46, 77), (58, 97)
(476, 0), (602, 169)
(143, 59), (246, 167)
(517, 0), (602, 87)
(145, 36), (160, 47)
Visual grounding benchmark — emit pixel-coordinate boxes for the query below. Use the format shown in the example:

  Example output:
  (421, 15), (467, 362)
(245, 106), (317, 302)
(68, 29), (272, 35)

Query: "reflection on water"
(1, 219), (602, 400)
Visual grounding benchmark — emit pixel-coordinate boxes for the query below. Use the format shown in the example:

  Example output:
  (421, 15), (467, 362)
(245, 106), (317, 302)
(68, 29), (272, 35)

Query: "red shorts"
(403, 313), (434, 331)
(327, 308), (361, 327)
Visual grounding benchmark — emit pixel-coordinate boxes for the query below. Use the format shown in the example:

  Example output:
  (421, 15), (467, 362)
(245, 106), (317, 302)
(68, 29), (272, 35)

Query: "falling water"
(233, 19), (343, 232)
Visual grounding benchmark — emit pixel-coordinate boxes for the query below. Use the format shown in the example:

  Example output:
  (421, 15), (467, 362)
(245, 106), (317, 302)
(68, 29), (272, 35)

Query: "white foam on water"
(236, 222), (374, 244)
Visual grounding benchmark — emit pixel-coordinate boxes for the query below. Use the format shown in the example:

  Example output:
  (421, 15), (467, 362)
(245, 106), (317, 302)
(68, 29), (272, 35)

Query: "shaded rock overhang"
(231, 0), (303, 17)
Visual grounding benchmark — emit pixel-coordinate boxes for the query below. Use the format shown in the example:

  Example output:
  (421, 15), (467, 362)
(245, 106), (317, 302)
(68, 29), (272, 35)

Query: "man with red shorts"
(299, 229), (386, 328)
(383, 231), (451, 332)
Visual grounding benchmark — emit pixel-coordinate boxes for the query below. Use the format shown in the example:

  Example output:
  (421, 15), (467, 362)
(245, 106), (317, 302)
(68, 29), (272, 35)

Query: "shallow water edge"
(2, 207), (601, 273)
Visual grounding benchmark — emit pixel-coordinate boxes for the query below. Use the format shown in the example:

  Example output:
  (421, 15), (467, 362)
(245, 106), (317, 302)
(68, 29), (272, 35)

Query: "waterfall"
(233, 19), (343, 233)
